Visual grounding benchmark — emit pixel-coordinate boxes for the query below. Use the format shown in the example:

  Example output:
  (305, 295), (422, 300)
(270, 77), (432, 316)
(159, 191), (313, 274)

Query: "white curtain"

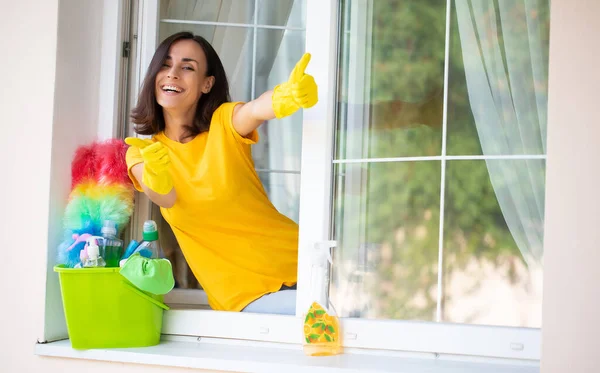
(455, 0), (548, 267)
(255, 0), (303, 222)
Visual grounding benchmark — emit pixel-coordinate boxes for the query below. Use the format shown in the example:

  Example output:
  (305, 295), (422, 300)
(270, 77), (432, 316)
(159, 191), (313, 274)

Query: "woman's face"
(155, 39), (215, 111)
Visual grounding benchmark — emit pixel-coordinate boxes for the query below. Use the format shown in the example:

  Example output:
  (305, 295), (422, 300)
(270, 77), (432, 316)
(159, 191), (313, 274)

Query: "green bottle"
(100, 220), (124, 267)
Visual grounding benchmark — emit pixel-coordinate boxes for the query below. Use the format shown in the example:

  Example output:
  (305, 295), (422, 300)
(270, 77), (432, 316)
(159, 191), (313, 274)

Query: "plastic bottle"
(83, 238), (106, 268)
(100, 220), (124, 267)
(133, 220), (163, 259)
(303, 241), (342, 356)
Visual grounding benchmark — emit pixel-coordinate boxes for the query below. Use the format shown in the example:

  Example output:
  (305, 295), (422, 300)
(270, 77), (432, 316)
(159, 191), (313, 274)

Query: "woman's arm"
(130, 163), (177, 208)
(231, 90), (276, 137)
(232, 53), (317, 137)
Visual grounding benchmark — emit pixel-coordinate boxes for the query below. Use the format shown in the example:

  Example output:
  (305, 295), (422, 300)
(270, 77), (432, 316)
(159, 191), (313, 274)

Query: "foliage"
(333, 0), (550, 322)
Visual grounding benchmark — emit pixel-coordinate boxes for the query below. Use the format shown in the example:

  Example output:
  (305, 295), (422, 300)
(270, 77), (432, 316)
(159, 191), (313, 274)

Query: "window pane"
(252, 27), (304, 171)
(257, 0), (305, 28)
(443, 160), (544, 328)
(331, 0), (549, 329)
(160, 0), (255, 24)
(158, 24), (253, 103)
(446, 1), (551, 155)
(336, 0), (446, 160)
(252, 28), (304, 223)
(258, 172), (300, 223)
(331, 161), (441, 321)
(254, 29), (305, 96)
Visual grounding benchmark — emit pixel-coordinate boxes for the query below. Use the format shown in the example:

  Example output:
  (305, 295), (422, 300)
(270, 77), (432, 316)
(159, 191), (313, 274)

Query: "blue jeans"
(241, 288), (297, 315)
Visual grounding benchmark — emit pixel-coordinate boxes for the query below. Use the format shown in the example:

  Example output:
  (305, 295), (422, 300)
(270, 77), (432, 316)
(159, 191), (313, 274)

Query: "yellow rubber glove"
(272, 53), (318, 119)
(124, 137), (173, 195)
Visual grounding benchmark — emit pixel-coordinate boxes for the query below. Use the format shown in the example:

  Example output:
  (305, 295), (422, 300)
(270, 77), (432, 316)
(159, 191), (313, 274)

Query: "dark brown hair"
(130, 32), (230, 139)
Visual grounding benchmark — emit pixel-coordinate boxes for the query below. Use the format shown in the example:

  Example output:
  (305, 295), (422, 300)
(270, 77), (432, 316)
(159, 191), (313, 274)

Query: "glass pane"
(252, 27), (304, 222)
(253, 28), (304, 169)
(158, 24), (253, 102)
(253, 115), (302, 178)
(443, 160), (544, 328)
(336, 0), (446, 160)
(446, 1), (551, 155)
(330, 161), (441, 321)
(160, 0), (255, 24)
(257, 0), (305, 28)
(258, 172), (300, 223)
(254, 29), (305, 96)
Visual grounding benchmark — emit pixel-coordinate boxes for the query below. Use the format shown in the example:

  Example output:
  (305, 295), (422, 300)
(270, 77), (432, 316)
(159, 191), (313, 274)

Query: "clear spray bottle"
(136, 220), (163, 258)
(303, 240), (342, 356)
(82, 238), (106, 268)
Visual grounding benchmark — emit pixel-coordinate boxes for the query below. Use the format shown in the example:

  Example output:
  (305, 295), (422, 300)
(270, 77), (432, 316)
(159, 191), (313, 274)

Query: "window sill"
(35, 337), (539, 373)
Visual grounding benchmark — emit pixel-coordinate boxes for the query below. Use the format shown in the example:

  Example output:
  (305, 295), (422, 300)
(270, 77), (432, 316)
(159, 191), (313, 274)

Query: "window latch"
(122, 41), (131, 58)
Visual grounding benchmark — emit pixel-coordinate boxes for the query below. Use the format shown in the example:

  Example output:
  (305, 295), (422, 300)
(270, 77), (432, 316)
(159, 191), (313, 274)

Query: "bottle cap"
(143, 220), (158, 241)
(101, 220), (117, 237)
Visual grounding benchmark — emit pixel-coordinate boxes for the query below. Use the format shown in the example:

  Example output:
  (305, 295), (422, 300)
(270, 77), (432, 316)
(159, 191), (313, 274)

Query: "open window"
(126, 0), (550, 360)
(297, 0), (548, 359)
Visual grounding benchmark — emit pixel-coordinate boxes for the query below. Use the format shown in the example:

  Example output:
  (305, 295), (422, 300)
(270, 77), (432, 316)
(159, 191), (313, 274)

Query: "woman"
(125, 31), (317, 315)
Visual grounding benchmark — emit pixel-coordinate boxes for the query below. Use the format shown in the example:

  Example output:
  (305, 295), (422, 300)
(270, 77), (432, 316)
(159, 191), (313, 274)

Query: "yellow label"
(303, 302), (339, 344)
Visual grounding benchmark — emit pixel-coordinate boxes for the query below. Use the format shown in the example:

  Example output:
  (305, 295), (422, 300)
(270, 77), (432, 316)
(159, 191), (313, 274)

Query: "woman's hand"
(272, 53), (318, 118)
(125, 137), (173, 195)
(231, 53), (318, 137)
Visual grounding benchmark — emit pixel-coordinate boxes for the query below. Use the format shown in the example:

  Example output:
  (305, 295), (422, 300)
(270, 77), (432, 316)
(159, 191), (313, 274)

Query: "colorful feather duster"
(57, 139), (134, 267)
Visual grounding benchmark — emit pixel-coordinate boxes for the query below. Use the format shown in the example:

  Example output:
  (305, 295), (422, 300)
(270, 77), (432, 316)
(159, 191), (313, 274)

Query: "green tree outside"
(333, 0), (550, 326)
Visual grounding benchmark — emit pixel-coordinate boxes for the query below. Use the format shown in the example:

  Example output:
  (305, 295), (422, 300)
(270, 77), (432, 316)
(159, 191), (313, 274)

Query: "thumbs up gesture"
(272, 53), (318, 119)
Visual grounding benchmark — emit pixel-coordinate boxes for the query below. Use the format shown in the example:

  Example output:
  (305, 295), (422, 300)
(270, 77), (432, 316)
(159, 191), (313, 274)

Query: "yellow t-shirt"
(126, 102), (298, 311)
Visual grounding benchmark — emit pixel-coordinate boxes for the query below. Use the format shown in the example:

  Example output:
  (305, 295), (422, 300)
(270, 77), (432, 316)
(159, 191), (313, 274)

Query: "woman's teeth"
(162, 85), (182, 92)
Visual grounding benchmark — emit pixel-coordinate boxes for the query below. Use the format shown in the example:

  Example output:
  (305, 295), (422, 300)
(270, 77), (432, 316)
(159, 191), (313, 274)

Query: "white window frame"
(133, 0), (541, 361)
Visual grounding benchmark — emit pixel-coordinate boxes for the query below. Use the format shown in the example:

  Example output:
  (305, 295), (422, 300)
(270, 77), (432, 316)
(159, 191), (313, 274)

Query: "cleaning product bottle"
(133, 220), (163, 259)
(100, 220), (124, 267)
(83, 238), (106, 267)
(303, 240), (342, 356)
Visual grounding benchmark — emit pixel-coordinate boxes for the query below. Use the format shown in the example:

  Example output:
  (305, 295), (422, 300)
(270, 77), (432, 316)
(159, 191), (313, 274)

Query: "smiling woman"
(131, 34), (227, 139)
(125, 31), (317, 314)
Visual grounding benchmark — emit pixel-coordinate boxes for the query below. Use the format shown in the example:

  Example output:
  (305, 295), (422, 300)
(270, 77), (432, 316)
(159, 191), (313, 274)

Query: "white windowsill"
(35, 337), (539, 373)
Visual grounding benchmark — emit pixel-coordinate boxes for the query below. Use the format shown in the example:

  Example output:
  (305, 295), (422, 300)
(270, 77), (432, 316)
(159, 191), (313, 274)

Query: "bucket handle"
(122, 281), (170, 311)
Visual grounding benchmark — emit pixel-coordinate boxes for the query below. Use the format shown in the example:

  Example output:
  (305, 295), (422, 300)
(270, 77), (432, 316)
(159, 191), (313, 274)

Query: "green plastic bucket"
(54, 265), (169, 349)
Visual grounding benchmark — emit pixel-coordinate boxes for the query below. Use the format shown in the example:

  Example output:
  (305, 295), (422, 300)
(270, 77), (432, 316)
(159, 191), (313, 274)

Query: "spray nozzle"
(312, 240), (336, 266)
(86, 238), (100, 259)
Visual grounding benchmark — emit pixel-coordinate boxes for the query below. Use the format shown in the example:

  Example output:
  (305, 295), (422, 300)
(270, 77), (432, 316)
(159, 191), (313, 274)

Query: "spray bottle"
(303, 240), (342, 356)
(133, 220), (163, 259)
(82, 237), (106, 268)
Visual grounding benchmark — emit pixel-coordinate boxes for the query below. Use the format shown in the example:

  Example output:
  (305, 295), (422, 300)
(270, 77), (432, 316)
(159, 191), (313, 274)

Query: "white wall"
(43, 0), (105, 342)
(0, 0), (218, 372)
(541, 0), (600, 372)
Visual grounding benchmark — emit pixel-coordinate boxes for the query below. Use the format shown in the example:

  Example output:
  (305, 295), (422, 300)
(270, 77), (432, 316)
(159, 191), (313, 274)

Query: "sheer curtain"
(455, 0), (548, 268)
(254, 0), (304, 222)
